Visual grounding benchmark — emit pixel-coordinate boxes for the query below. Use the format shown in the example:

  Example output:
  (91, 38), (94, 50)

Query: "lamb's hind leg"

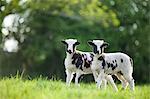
(123, 73), (135, 91)
(116, 73), (128, 90)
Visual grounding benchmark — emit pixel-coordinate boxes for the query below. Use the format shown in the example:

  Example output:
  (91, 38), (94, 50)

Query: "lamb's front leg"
(93, 71), (107, 89)
(75, 72), (82, 86)
(66, 69), (74, 86)
(96, 71), (105, 89)
(106, 75), (118, 92)
(101, 79), (107, 89)
(92, 71), (98, 82)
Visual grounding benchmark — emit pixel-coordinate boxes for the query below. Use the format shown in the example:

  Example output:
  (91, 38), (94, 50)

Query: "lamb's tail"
(130, 58), (133, 67)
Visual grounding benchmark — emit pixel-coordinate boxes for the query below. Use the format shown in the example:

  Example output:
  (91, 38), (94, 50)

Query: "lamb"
(88, 39), (135, 91)
(61, 39), (118, 91)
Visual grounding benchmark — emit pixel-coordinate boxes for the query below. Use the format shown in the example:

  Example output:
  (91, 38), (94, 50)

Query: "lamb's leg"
(75, 72), (82, 86)
(101, 79), (107, 90)
(92, 71), (98, 82)
(96, 71), (104, 89)
(106, 75), (118, 92)
(123, 74), (135, 91)
(116, 73), (128, 90)
(66, 70), (74, 86)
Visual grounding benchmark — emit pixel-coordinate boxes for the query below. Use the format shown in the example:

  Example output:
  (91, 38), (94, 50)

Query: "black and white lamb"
(88, 40), (134, 91)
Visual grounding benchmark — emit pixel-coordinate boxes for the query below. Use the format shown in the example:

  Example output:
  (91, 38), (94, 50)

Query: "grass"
(0, 77), (150, 99)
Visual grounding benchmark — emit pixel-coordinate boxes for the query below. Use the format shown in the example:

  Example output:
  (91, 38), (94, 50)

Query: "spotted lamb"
(88, 40), (134, 91)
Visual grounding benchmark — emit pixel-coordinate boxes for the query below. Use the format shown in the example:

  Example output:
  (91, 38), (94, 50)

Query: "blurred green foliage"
(0, 0), (149, 83)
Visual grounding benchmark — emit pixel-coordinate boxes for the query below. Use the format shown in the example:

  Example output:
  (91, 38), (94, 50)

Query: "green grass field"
(0, 77), (149, 99)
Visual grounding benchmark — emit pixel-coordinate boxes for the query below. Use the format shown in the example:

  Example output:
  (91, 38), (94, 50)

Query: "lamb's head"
(61, 39), (80, 54)
(88, 39), (109, 55)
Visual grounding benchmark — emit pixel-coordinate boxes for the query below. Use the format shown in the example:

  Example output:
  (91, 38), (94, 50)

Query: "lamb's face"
(88, 40), (109, 54)
(61, 39), (80, 54)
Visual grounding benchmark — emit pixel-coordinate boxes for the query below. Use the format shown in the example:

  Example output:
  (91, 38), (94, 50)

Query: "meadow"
(0, 76), (149, 99)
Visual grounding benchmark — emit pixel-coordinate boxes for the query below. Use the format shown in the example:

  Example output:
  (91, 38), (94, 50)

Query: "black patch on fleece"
(83, 53), (94, 68)
(116, 63), (118, 67)
(106, 62), (117, 70)
(107, 62), (111, 68)
(84, 61), (90, 68)
(90, 53), (94, 59)
(72, 53), (83, 70)
(98, 56), (103, 61)
(130, 58), (133, 67)
(112, 60), (114, 63)
(121, 58), (123, 63)
(112, 65), (116, 70)
(107, 73), (113, 75)
(111, 63), (113, 67)
(112, 62), (118, 70)
(98, 56), (106, 69)
(118, 71), (123, 75)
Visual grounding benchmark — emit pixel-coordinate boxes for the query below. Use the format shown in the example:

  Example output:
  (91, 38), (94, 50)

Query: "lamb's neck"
(66, 52), (73, 59)
(93, 54), (99, 58)
(93, 54), (104, 60)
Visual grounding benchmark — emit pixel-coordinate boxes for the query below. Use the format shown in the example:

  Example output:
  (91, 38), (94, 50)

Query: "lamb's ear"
(75, 41), (80, 45)
(61, 40), (67, 44)
(88, 41), (94, 46)
(102, 42), (109, 48)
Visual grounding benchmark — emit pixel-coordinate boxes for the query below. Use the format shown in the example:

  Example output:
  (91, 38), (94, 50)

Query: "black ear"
(61, 40), (67, 44)
(88, 41), (94, 46)
(75, 41), (80, 45)
(102, 42), (109, 48)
